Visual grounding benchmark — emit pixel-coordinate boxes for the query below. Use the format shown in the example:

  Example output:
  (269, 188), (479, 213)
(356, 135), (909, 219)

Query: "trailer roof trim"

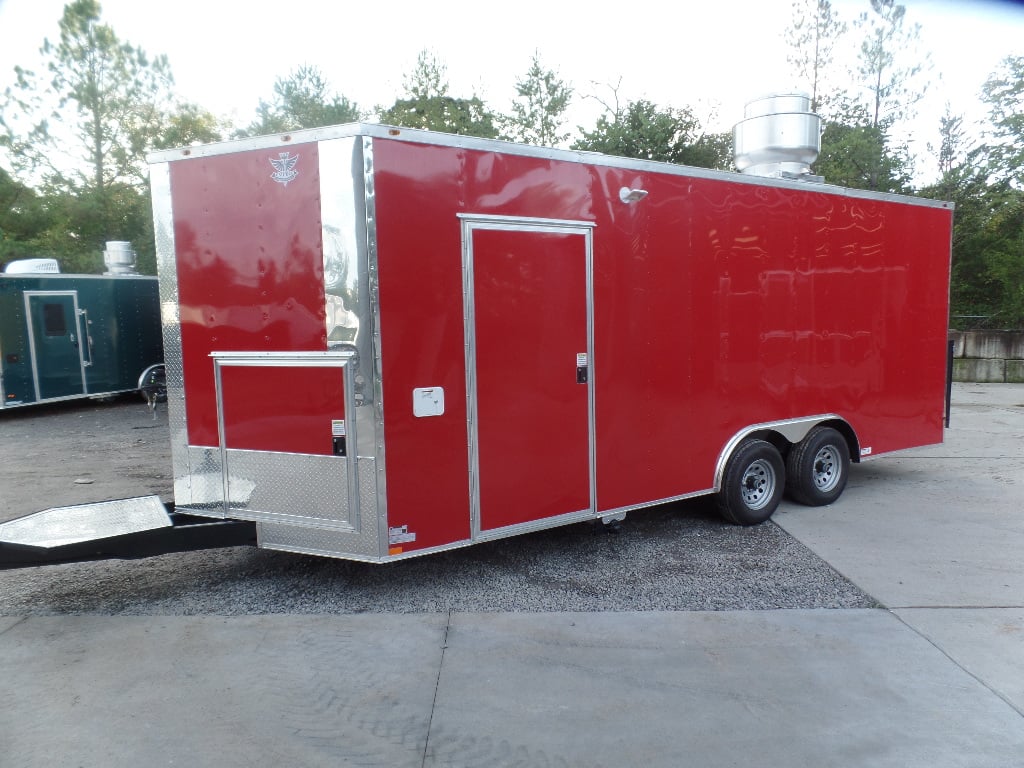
(146, 122), (953, 211)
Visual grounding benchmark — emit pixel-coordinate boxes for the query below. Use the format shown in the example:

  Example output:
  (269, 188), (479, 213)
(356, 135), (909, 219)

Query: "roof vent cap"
(103, 241), (138, 275)
(733, 93), (823, 181)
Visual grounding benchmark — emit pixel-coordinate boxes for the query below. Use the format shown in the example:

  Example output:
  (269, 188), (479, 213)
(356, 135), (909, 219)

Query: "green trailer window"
(43, 302), (67, 336)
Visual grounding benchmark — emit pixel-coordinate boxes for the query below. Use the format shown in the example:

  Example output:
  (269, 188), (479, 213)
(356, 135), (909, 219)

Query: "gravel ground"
(0, 397), (875, 615)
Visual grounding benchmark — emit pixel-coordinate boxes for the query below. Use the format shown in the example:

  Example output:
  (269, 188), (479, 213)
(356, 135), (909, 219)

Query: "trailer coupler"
(0, 496), (257, 569)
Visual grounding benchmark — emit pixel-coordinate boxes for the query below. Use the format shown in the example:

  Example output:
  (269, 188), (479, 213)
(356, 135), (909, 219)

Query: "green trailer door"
(25, 291), (87, 400)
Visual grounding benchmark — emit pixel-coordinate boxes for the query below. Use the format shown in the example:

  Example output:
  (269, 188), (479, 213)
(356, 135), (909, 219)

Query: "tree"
(934, 104), (966, 181)
(855, 0), (929, 130)
(150, 101), (226, 151)
(918, 85), (1024, 329)
(505, 51), (572, 147)
(241, 65), (361, 137)
(0, 0), (177, 273)
(982, 55), (1024, 186)
(0, 0), (174, 192)
(574, 99), (731, 170)
(378, 50), (499, 138)
(946, 55), (1024, 328)
(786, 0), (847, 113)
(0, 165), (51, 266)
(403, 50), (448, 101)
(814, 96), (912, 192)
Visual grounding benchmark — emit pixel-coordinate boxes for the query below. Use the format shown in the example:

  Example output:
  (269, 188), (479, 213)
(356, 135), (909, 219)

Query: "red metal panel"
(220, 365), (344, 455)
(372, 143), (472, 551)
(472, 228), (590, 530)
(169, 147), (326, 448)
(370, 136), (951, 549)
(588, 170), (952, 510)
(372, 141), (594, 551)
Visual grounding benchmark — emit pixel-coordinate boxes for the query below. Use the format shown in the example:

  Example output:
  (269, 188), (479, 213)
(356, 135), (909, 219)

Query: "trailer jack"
(0, 496), (256, 569)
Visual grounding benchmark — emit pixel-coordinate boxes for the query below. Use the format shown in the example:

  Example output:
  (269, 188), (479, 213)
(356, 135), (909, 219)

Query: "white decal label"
(269, 152), (299, 186)
(332, 419), (346, 437)
(860, 447), (872, 457)
(389, 525), (416, 544)
(576, 353), (588, 367)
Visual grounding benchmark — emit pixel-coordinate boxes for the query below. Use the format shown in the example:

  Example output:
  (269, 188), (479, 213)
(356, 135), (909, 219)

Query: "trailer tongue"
(0, 497), (255, 569)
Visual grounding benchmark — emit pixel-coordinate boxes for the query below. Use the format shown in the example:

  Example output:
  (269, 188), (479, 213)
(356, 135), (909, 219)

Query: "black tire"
(785, 426), (850, 506)
(716, 439), (785, 526)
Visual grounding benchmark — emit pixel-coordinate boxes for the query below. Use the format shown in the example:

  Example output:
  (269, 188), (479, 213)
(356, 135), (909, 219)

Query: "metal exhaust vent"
(733, 94), (822, 181)
(103, 240), (138, 275)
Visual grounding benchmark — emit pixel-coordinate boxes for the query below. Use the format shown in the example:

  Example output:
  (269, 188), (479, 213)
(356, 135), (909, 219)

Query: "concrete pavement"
(2, 610), (1023, 767)
(774, 382), (1024, 735)
(1, 383), (1022, 767)
(774, 383), (1024, 609)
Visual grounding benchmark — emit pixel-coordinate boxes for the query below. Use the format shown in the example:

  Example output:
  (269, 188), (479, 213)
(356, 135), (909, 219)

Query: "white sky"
(0, 0), (1022, 183)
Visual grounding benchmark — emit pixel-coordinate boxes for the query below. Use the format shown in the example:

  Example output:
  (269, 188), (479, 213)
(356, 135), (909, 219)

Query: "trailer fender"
(137, 363), (167, 406)
(713, 415), (858, 493)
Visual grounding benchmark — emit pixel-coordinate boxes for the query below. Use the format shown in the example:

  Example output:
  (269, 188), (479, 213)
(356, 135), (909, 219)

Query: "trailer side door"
(462, 217), (595, 537)
(24, 291), (87, 401)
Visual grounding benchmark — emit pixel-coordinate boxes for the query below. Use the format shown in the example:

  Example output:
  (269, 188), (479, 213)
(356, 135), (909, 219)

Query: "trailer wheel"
(137, 364), (167, 405)
(717, 440), (785, 526)
(785, 426), (850, 506)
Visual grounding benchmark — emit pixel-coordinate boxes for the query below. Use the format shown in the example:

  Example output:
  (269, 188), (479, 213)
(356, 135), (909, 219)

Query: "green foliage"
(379, 50), (499, 137)
(403, 50), (448, 101)
(573, 99), (730, 170)
(0, 0), (177, 273)
(504, 51), (572, 147)
(982, 55), (1024, 186)
(150, 102), (225, 150)
(240, 65), (361, 138)
(0, 167), (48, 268)
(815, 113), (913, 193)
(936, 171), (1024, 329)
(0, 0), (174, 190)
(926, 54), (1024, 329)
(379, 96), (500, 138)
(784, 1), (920, 193)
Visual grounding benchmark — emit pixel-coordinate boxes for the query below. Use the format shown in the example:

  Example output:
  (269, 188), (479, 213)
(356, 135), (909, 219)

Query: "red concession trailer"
(127, 121), (952, 563)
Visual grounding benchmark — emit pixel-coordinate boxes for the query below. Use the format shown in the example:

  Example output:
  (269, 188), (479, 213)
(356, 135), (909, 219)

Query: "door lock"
(576, 352), (588, 384)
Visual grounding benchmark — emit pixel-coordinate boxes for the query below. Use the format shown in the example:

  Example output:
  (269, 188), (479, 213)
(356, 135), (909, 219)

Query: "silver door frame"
(23, 290), (88, 402)
(459, 214), (597, 542)
(210, 350), (361, 532)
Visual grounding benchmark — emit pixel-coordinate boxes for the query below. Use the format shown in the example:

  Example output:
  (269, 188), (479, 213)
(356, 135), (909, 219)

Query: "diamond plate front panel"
(150, 162), (195, 510)
(258, 457), (380, 558)
(224, 450), (355, 531)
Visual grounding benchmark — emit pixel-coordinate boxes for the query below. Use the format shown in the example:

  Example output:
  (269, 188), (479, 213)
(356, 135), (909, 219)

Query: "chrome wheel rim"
(740, 459), (776, 510)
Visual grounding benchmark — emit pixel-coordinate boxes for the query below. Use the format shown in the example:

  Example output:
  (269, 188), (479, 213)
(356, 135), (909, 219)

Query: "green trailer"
(0, 261), (163, 409)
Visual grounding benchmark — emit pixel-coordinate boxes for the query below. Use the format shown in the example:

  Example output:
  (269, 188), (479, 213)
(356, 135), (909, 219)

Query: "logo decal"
(269, 152), (299, 186)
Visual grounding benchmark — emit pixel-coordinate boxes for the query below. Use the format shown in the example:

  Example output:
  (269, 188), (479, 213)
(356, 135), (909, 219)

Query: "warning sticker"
(332, 419), (346, 437)
(576, 352), (588, 367)
(388, 525), (416, 545)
